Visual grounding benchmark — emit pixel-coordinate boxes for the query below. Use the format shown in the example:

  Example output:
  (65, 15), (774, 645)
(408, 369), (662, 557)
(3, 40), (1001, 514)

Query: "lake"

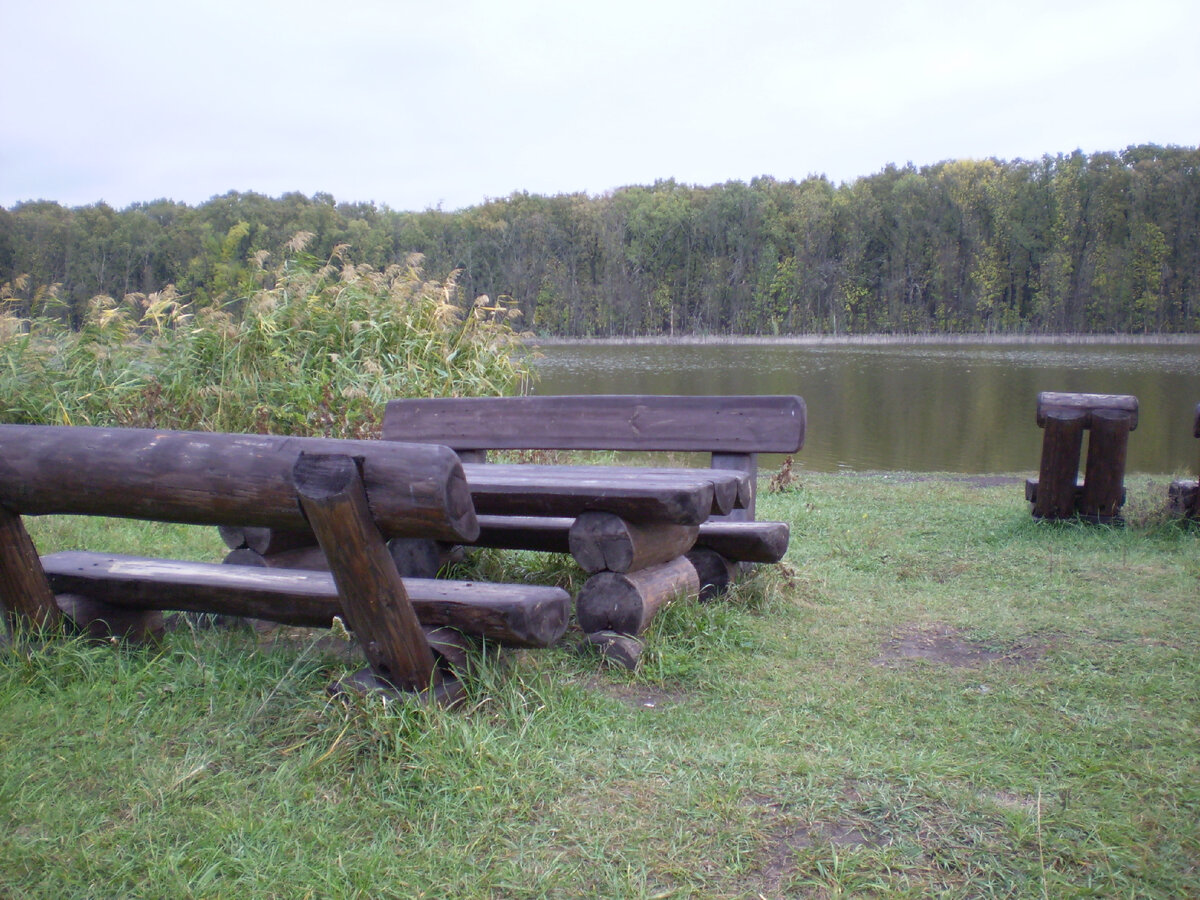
(525, 338), (1200, 475)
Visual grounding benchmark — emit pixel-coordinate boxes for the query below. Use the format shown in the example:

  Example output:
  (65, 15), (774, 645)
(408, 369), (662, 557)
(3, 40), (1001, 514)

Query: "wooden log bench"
(0, 425), (569, 702)
(1168, 403), (1200, 519)
(378, 394), (806, 662)
(1026, 391), (1138, 523)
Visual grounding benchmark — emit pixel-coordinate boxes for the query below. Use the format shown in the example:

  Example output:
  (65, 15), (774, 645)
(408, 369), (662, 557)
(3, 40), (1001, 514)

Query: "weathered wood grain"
(0, 425), (479, 543)
(42, 551), (570, 648)
(383, 394), (806, 454)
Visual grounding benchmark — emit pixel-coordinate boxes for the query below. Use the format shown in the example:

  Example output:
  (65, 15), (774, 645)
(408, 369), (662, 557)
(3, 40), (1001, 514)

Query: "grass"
(2, 473), (1198, 898)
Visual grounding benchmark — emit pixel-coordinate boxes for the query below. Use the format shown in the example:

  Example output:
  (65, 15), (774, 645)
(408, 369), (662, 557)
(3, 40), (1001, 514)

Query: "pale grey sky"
(3, 0), (1197, 211)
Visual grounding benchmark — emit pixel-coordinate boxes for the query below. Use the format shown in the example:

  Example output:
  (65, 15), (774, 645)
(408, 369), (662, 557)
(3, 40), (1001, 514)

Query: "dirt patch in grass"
(587, 677), (690, 710)
(872, 623), (1048, 669)
(746, 793), (891, 896)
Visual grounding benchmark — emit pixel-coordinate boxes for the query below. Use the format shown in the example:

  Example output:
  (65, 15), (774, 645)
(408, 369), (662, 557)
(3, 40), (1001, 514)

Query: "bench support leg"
(293, 452), (440, 696)
(0, 506), (63, 633)
(712, 452), (757, 522)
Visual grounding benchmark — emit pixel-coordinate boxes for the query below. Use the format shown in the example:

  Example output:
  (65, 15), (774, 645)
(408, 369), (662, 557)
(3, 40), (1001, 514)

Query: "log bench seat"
(379, 394), (806, 656)
(0, 424), (570, 702)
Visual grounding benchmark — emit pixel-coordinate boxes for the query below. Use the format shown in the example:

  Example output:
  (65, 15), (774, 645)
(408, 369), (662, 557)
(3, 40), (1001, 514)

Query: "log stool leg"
(576, 556), (699, 636)
(0, 506), (63, 633)
(568, 511), (698, 574)
(1080, 408), (1133, 523)
(293, 452), (453, 701)
(1033, 409), (1087, 520)
(685, 546), (740, 601)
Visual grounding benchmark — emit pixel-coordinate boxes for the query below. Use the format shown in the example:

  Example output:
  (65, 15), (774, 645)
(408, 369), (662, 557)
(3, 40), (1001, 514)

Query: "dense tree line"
(3, 145), (1198, 335)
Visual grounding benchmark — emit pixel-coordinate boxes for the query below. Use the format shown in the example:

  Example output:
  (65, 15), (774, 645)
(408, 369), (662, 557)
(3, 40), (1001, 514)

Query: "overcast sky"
(3, 0), (1197, 212)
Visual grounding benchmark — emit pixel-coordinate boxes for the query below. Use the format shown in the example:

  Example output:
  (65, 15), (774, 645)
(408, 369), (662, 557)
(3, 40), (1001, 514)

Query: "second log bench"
(382, 394), (806, 636)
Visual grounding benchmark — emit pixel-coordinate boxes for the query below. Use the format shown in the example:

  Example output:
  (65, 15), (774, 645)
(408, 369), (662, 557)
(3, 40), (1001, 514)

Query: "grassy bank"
(2, 474), (1197, 898)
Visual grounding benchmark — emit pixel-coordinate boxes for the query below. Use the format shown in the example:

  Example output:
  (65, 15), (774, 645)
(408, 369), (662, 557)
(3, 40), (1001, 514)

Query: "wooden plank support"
(575, 556), (699, 636)
(1032, 409), (1087, 520)
(292, 452), (437, 693)
(0, 505), (64, 632)
(1079, 408), (1133, 522)
(0, 425), (479, 543)
(710, 452), (757, 522)
(568, 511), (698, 574)
(42, 551), (568, 648)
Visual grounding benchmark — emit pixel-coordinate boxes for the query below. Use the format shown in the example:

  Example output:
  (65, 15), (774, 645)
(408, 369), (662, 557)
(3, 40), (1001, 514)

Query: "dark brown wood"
(695, 520), (790, 563)
(0, 505), (63, 631)
(293, 452), (436, 691)
(568, 511), (698, 574)
(463, 463), (715, 525)
(0, 425), (479, 543)
(710, 452), (757, 522)
(584, 630), (644, 669)
(470, 464), (745, 516)
(217, 525), (316, 555)
(383, 395), (807, 454)
(686, 547), (740, 601)
(1037, 392), (1139, 431)
(41, 551), (569, 647)
(55, 593), (165, 643)
(475, 516), (573, 553)
(386, 538), (450, 579)
(223, 545), (330, 571)
(1033, 409), (1087, 519)
(1080, 408), (1132, 522)
(575, 556), (699, 635)
(1168, 481), (1199, 518)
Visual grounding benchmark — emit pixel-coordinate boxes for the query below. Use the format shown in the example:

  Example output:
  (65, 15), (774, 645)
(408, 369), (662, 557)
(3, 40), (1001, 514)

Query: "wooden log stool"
(1026, 392), (1138, 523)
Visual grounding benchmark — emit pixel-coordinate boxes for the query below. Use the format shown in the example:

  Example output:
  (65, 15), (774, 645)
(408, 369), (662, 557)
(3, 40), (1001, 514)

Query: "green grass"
(3, 474), (1198, 898)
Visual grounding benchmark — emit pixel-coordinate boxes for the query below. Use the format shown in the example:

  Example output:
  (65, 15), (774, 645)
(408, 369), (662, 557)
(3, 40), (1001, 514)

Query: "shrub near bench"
(0, 425), (569, 701)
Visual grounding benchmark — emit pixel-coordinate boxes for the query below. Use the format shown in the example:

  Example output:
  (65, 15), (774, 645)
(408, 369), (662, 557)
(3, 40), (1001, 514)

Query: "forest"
(2, 144), (1198, 336)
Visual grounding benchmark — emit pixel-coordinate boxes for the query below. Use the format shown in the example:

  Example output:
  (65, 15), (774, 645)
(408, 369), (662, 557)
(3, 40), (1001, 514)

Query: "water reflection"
(528, 341), (1200, 474)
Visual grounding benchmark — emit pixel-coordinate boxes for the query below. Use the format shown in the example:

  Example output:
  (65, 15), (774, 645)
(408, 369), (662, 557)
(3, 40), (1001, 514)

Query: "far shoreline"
(525, 332), (1200, 347)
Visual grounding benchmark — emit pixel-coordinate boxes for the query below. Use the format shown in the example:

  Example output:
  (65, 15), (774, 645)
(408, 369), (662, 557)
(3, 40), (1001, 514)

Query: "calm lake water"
(526, 339), (1200, 475)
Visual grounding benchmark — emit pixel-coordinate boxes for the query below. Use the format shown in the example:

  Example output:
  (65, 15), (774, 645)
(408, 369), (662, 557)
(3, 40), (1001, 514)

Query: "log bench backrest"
(382, 395), (806, 455)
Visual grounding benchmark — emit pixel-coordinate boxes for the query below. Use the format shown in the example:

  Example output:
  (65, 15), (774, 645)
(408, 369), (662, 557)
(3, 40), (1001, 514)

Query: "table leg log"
(293, 452), (436, 692)
(685, 546), (740, 601)
(1080, 408), (1132, 522)
(568, 511), (698, 574)
(1033, 409), (1087, 520)
(576, 555), (699, 636)
(55, 592), (165, 643)
(0, 506), (63, 632)
(218, 525), (317, 555)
